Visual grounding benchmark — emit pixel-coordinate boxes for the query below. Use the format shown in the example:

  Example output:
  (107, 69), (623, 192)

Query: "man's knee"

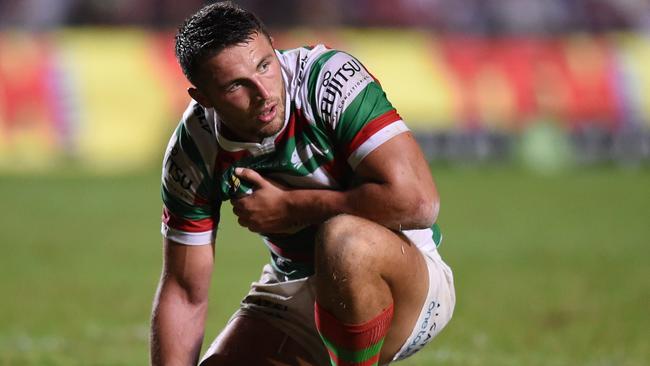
(314, 214), (396, 320)
(314, 214), (382, 275)
(317, 213), (365, 245)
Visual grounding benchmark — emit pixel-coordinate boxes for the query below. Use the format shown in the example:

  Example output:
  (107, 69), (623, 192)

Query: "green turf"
(0, 167), (648, 365)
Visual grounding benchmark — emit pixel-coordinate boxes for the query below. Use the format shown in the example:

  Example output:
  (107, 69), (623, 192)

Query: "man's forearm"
(287, 181), (437, 231)
(150, 281), (208, 366)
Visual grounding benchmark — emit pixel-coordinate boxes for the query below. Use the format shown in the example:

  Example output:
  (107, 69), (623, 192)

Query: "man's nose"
(252, 78), (270, 100)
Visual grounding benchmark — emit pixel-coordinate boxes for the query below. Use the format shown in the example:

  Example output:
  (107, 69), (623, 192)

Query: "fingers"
(231, 199), (256, 232)
(231, 201), (248, 226)
(237, 216), (250, 230)
(231, 199), (243, 216)
(236, 214), (260, 233)
(235, 167), (268, 188)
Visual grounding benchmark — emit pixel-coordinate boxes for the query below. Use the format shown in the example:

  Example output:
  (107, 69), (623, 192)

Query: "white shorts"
(203, 246), (455, 365)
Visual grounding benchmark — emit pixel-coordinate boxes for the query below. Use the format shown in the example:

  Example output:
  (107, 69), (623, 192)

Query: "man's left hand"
(230, 168), (302, 234)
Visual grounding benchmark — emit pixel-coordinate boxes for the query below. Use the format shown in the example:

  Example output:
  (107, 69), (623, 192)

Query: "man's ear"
(188, 87), (212, 108)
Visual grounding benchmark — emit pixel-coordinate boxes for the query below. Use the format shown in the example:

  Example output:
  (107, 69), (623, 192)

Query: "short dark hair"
(174, 1), (270, 86)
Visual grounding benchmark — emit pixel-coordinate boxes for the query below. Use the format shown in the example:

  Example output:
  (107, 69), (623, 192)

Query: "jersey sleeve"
(307, 50), (409, 169)
(160, 104), (220, 245)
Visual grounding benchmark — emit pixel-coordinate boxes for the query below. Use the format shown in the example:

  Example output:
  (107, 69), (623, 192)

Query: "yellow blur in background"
(1, 29), (649, 172)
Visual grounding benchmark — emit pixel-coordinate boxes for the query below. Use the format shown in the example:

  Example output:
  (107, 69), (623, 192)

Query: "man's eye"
(227, 82), (241, 92)
(259, 62), (270, 72)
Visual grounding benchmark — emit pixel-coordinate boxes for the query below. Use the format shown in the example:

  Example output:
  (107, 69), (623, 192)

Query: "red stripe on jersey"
(321, 156), (351, 184)
(343, 110), (401, 160)
(162, 207), (214, 232)
(213, 147), (251, 178)
(274, 107), (310, 146)
(193, 194), (209, 206)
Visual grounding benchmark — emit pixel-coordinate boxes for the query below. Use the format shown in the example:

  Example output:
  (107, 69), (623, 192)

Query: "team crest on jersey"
(221, 166), (254, 199)
(229, 173), (241, 193)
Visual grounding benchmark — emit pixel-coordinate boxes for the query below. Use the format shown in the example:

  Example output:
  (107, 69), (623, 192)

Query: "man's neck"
(217, 119), (262, 144)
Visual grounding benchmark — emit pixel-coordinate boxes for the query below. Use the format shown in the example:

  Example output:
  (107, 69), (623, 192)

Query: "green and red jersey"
(161, 45), (441, 279)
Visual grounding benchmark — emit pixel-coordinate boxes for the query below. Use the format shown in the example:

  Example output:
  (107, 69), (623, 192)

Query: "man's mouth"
(257, 103), (277, 123)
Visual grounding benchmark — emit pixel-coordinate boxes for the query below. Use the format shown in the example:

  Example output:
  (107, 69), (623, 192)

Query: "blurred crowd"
(0, 0), (649, 33)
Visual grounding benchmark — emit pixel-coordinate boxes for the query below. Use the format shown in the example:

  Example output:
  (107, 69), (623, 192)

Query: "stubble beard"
(254, 87), (286, 140)
(255, 105), (285, 140)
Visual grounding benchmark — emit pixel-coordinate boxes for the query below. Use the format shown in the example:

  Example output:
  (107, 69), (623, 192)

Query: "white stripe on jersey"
(348, 120), (410, 169)
(161, 223), (215, 245)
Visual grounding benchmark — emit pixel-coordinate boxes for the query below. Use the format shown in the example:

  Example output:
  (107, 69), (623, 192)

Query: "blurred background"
(2, 0), (650, 171)
(0, 1), (648, 365)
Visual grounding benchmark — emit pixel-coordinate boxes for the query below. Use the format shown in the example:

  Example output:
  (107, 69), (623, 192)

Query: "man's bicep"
(353, 131), (439, 228)
(354, 132), (434, 186)
(162, 238), (214, 304)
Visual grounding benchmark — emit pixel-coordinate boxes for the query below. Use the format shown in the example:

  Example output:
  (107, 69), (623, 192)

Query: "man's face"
(189, 32), (285, 142)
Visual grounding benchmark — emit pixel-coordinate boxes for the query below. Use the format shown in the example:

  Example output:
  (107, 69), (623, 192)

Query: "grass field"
(1, 166), (648, 365)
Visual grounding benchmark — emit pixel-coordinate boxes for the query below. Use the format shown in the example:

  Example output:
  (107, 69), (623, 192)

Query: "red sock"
(314, 302), (394, 366)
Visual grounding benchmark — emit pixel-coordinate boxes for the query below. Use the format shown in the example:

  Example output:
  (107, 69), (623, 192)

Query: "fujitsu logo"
(319, 58), (362, 121)
(166, 147), (193, 190)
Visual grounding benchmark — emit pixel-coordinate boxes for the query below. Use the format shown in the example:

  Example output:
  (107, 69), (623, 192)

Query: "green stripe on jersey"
(289, 103), (336, 173)
(175, 123), (205, 170)
(335, 81), (394, 146)
(161, 185), (213, 220)
(175, 122), (214, 200)
(278, 130), (334, 176)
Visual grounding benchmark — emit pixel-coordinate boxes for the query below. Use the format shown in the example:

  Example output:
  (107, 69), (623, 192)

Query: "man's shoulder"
(278, 45), (361, 74)
(279, 45), (374, 121)
(277, 45), (360, 89)
(163, 100), (219, 180)
(178, 100), (216, 137)
(171, 100), (221, 153)
(276, 44), (333, 65)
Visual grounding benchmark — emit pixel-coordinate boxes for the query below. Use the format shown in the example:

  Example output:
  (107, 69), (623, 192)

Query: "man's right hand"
(150, 239), (214, 366)
(230, 168), (306, 234)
